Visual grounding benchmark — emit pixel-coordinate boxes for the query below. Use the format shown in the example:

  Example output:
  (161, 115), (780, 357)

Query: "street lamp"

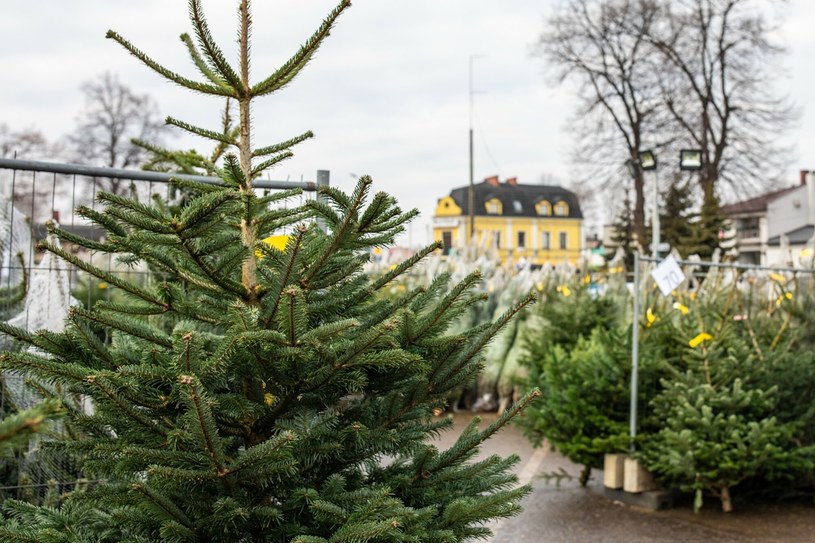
(627, 149), (704, 259)
(679, 149), (703, 171)
(468, 54), (486, 243)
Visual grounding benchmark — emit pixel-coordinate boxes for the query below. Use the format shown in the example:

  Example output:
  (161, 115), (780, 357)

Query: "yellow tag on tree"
(256, 235), (290, 257)
(673, 302), (689, 315)
(689, 332), (713, 348)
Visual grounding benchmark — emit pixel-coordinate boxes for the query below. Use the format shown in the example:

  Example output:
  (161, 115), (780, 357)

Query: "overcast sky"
(2, 1), (814, 245)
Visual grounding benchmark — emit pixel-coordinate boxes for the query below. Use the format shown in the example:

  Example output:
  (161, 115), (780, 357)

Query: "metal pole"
(316, 170), (330, 232)
(651, 170), (660, 259)
(469, 128), (474, 242)
(468, 56), (476, 243)
(630, 250), (641, 451)
(0, 157), (320, 191)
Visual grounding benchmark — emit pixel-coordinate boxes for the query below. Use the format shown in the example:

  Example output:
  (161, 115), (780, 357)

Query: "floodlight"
(679, 149), (703, 171)
(638, 150), (657, 171)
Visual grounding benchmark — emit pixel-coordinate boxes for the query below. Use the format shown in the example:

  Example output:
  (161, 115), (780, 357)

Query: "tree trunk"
(720, 485), (733, 513)
(579, 465), (592, 487)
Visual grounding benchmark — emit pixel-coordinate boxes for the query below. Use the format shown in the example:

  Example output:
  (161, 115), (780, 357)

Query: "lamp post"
(626, 149), (705, 259)
(468, 54), (485, 243)
(638, 150), (658, 258)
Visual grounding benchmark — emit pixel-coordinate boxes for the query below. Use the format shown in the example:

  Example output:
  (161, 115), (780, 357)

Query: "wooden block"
(603, 454), (626, 489)
(623, 457), (656, 493)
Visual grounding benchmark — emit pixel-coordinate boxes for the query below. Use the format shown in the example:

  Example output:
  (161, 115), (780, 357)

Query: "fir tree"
(516, 279), (626, 485)
(682, 191), (731, 260)
(0, 1), (537, 541)
(608, 191), (638, 270)
(659, 177), (695, 258)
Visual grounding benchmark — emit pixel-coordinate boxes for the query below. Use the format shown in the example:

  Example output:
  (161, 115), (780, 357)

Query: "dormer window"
(554, 201), (569, 216)
(512, 200), (523, 213)
(485, 198), (502, 215)
(535, 200), (552, 216)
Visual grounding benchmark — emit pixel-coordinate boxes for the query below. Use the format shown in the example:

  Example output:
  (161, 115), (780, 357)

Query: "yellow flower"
(801, 248), (812, 258)
(264, 393), (276, 406)
(557, 285), (571, 297)
(769, 272), (787, 284)
(646, 308), (657, 327)
(536, 281), (545, 292)
(98, 282), (108, 289)
(582, 275), (591, 285)
(673, 302), (689, 315)
(776, 292), (794, 306)
(689, 332), (713, 348)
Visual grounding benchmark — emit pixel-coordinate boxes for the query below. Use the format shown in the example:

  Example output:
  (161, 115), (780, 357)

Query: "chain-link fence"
(0, 157), (327, 502)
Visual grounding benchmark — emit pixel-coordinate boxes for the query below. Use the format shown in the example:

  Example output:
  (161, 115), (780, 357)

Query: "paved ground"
(432, 412), (815, 542)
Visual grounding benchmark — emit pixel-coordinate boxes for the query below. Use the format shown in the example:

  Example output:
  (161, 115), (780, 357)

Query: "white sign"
(650, 254), (685, 296)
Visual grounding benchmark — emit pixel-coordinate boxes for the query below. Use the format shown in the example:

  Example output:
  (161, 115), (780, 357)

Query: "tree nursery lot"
(436, 412), (815, 543)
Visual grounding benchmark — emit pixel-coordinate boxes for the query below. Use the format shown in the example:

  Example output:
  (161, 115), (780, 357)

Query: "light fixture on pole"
(638, 150), (660, 259)
(679, 149), (703, 171)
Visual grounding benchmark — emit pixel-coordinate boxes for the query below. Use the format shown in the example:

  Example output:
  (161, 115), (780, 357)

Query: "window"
(559, 232), (568, 249)
(485, 198), (502, 215)
(512, 200), (523, 213)
(554, 201), (569, 216)
(441, 231), (453, 255)
(492, 231), (501, 248)
(541, 231), (550, 249)
(535, 200), (552, 216)
(517, 231), (526, 248)
(736, 217), (760, 240)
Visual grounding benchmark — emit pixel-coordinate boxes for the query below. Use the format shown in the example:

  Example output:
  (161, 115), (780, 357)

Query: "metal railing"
(0, 158), (329, 502)
(628, 252), (815, 450)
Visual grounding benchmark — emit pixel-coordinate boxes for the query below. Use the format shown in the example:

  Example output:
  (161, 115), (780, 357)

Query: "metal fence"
(0, 157), (328, 502)
(628, 252), (815, 451)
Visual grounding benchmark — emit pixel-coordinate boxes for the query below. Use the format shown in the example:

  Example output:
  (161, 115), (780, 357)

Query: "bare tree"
(0, 124), (60, 160)
(538, 0), (796, 256)
(647, 0), (796, 202)
(535, 0), (664, 252)
(68, 72), (169, 194)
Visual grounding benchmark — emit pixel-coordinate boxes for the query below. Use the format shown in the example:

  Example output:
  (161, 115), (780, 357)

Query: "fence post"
(630, 250), (641, 451)
(316, 170), (330, 232)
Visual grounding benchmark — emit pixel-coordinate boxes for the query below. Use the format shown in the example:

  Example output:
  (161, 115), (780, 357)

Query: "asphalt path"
(432, 412), (815, 542)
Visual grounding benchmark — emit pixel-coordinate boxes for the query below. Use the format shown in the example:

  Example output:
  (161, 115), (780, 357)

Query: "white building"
(722, 170), (815, 266)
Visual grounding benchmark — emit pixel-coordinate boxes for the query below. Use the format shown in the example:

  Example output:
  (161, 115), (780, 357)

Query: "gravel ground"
(431, 412), (815, 542)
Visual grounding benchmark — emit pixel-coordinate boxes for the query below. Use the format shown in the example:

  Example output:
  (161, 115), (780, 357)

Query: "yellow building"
(433, 175), (583, 267)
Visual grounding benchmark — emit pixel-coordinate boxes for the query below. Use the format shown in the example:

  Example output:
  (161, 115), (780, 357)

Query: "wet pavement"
(432, 412), (815, 542)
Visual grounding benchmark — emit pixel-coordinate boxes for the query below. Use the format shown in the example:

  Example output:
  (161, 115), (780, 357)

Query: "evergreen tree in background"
(608, 191), (637, 270)
(0, 1), (536, 541)
(659, 177), (695, 258)
(682, 191), (731, 260)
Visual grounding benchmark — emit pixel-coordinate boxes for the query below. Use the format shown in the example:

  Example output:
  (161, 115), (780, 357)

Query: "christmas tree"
(0, 1), (537, 541)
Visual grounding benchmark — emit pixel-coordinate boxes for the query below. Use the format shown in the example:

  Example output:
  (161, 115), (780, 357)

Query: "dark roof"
(767, 224), (814, 246)
(721, 185), (800, 216)
(447, 180), (582, 219)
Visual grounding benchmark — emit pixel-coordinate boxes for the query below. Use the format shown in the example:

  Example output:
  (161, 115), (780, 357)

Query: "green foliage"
(608, 191), (637, 269)
(659, 178), (696, 258)
(516, 279), (628, 481)
(0, 1), (537, 540)
(518, 329), (630, 470)
(635, 271), (815, 511)
(679, 191), (731, 260)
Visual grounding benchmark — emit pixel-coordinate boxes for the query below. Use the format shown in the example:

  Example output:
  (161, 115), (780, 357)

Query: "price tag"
(650, 254), (685, 296)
